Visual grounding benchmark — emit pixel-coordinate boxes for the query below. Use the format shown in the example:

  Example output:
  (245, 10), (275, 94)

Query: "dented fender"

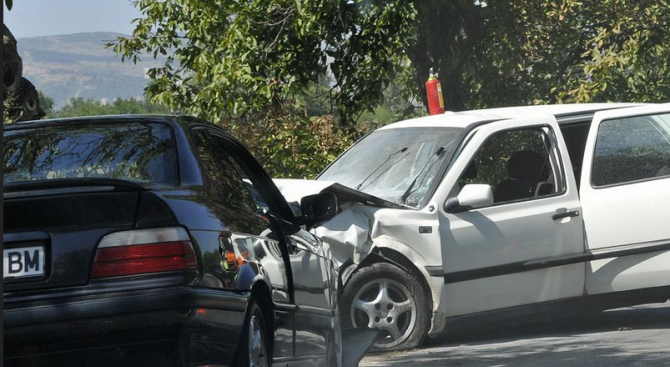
(340, 237), (447, 336)
(273, 178), (449, 336)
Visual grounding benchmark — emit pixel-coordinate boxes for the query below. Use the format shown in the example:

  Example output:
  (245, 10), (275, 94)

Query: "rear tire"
(236, 301), (271, 367)
(341, 262), (430, 351)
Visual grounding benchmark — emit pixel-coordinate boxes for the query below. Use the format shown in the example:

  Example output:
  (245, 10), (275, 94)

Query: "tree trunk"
(407, 0), (485, 112)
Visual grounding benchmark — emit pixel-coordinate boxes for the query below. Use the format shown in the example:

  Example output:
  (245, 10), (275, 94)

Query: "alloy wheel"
(248, 315), (268, 367)
(350, 278), (417, 348)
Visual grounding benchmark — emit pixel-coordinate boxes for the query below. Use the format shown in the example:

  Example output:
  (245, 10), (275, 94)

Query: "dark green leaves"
(111, 0), (670, 124)
(110, 0), (417, 124)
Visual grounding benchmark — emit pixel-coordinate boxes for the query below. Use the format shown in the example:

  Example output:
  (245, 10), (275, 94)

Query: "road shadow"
(365, 337), (670, 367)
(362, 303), (670, 367)
(434, 302), (670, 345)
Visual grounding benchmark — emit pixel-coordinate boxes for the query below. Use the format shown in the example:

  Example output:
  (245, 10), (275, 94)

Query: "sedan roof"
(4, 114), (184, 130)
(379, 103), (644, 130)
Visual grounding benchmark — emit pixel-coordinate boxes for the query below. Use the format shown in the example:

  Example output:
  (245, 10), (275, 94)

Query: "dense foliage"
(111, 0), (415, 123)
(112, 0), (670, 125)
(50, 97), (173, 118)
(467, 0), (670, 108)
(42, 95), (360, 178)
(222, 112), (366, 178)
(57, 97), (170, 117)
(3, 94), (17, 124)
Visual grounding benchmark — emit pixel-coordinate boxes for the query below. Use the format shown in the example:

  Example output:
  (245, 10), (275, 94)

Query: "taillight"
(91, 227), (197, 279)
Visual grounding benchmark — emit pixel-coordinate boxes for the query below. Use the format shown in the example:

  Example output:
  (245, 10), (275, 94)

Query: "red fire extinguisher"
(425, 68), (445, 115)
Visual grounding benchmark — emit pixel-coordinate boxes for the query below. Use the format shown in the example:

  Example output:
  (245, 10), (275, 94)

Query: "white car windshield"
(319, 127), (463, 207)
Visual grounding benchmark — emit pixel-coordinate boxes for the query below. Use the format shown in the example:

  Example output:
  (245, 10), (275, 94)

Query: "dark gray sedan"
(3, 115), (366, 367)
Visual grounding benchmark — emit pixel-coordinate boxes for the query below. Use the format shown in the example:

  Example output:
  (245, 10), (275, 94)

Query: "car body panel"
(580, 104), (670, 295)
(436, 116), (586, 316)
(3, 286), (248, 367)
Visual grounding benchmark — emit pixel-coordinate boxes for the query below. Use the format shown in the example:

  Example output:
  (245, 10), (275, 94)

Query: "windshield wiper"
(400, 147), (445, 204)
(355, 147), (409, 191)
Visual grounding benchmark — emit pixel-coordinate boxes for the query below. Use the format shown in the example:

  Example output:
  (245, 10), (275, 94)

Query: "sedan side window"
(225, 151), (271, 214)
(458, 128), (560, 204)
(192, 130), (257, 213)
(592, 113), (670, 187)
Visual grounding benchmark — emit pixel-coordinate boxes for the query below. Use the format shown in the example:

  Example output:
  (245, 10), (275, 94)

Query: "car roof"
(3, 114), (195, 131)
(379, 103), (644, 130)
(5, 114), (248, 147)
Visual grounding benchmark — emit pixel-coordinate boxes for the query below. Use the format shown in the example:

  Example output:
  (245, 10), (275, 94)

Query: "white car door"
(580, 104), (670, 295)
(436, 116), (586, 317)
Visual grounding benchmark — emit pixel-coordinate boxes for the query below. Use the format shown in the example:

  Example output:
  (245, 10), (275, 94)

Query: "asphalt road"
(361, 302), (670, 367)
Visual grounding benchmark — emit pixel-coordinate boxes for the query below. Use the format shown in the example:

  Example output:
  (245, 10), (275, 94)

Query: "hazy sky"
(4, 0), (142, 38)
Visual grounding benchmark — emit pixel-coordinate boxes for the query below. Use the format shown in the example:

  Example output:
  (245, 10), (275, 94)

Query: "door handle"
(552, 210), (580, 221)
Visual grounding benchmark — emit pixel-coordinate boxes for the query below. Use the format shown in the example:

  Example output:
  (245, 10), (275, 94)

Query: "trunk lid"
(3, 182), (143, 293)
(3, 120), (179, 294)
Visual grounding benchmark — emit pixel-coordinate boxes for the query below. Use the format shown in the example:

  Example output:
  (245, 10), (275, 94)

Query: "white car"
(275, 103), (670, 350)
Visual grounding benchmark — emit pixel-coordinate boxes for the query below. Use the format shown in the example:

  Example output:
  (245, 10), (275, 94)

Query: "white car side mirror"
(445, 184), (494, 213)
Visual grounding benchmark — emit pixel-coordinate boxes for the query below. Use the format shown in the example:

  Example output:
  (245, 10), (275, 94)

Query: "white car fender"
(364, 236), (448, 336)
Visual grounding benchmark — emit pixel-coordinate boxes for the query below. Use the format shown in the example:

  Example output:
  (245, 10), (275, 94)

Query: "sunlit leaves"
(222, 112), (366, 178)
(109, 0), (416, 124)
(110, 0), (670, 124)
(469, 0), (670, 107)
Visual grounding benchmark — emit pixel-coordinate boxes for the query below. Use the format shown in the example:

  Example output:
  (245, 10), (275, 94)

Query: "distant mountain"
(18, 32), (168, 108)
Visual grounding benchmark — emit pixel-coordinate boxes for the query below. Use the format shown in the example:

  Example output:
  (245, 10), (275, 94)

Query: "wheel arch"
(347, 239), (435, 319)
(250, 278), (275, 352)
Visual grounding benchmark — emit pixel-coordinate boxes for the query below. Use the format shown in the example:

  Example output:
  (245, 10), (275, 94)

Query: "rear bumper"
(4, 286), (249, 367)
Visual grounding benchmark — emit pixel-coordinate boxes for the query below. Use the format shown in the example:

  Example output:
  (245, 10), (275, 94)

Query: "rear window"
(592, 113), (670, 187)
(4, 122), (177, 185)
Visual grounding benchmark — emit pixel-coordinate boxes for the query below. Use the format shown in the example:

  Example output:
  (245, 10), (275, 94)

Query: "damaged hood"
(273, 179), (410, 266)
(273, 179), (408, 210)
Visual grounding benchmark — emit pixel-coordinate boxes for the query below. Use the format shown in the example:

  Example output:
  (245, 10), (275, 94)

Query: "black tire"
(235, 301), (272, 367)
(341, 262), (430, 351)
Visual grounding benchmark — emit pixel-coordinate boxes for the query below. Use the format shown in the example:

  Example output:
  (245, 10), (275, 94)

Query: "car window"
(3, 122), (177, 185)
(192, 130), (257, 212)
(225, 149), (271, 214)
(458, 127), (559, 204)
(592, 113), (670, 187)
(559, 122), (591, 190)
(318, 127), (463, 208)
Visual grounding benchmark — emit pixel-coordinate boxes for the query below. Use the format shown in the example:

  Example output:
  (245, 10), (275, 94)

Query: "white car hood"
(273, 179), (338, 205)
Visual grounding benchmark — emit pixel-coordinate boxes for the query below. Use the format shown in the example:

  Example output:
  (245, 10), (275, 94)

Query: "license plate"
(3, 246), (45, 279)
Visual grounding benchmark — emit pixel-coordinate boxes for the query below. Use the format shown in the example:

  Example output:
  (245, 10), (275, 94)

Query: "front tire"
(236, 301), (271, 367)
(341, 262), (430, 351)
